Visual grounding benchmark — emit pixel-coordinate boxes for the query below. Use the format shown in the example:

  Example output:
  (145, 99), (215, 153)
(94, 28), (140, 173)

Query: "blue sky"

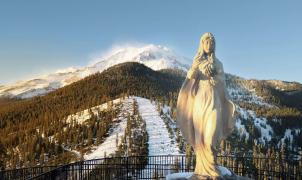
(0, 0), (301, 84)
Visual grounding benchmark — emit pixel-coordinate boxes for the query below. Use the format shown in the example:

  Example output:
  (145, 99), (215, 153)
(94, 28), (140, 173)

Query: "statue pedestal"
(166, 166), (252, 180)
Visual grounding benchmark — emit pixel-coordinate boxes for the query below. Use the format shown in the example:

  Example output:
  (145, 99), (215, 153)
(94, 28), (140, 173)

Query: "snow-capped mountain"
(0, 44), (190, 99)
(1, 59), (301, 170)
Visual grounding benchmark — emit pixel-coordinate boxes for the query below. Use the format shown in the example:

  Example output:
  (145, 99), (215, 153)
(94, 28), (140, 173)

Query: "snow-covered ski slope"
(136, 97), (180, 179)
(136, 97), (180, 155)
(82, 96), (180, 160)
(84, 97), (134, 160)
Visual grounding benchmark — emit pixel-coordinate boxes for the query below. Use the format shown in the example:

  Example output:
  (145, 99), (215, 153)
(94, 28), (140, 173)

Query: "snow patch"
(254, 117), (273, 144)
(237, 106), (274, 145)
(235, 119), (249, 141)
(65, 98), (122, 124)
(84, 97), (134, 160)
(227, 78), (273, 108)
(279, 128), (301, 148)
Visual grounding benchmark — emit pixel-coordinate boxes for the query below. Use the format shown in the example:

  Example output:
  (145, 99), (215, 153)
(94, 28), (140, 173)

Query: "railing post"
(126, 156), (129, 179)
(80, 161), (82, 180)
(65, 165), (68, 180)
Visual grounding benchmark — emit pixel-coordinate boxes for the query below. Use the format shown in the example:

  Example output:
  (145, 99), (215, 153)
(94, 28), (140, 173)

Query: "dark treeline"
(256, 80), (302, 111)
(115, 99), (148, 158)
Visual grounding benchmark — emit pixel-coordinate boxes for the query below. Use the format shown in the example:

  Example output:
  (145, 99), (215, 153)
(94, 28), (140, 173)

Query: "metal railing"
(1, 155), (301, 180)
(0, 166), (57, 180)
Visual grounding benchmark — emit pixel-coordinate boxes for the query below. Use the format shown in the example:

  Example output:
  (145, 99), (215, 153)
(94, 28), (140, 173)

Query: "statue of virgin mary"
(176, 32), (236, 177)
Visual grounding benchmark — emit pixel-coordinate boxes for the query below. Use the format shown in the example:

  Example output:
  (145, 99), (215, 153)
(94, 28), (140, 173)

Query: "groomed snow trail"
(136, 97), (180, 155)
(136, 97), (180, 179)
(75, 96), (181, 178)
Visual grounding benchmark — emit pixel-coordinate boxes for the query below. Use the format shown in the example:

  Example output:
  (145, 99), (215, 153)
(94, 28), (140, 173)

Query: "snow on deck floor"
(84, 97), (134, 160)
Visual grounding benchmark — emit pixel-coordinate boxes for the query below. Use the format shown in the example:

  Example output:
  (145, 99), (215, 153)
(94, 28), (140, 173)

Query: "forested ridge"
(0, 62), (184, 169)
(0, 62), (301, 170)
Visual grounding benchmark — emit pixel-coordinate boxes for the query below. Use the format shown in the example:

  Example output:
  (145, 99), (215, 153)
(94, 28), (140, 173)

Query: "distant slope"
(226, 74), (302, 110)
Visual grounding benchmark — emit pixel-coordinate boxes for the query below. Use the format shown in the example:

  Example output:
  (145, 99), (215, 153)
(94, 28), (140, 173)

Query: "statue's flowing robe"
(176, 58), (235, 176)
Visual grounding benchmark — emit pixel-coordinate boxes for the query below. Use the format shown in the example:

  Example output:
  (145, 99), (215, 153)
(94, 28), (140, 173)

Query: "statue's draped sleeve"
(176, 57), (200, 148)
(176, 78), (198, 148)
(217, 61), (236, 137)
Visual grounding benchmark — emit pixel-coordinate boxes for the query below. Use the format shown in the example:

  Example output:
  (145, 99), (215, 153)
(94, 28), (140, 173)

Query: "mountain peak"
(90, 44), (190, 72)
(0, 44), (190, 99)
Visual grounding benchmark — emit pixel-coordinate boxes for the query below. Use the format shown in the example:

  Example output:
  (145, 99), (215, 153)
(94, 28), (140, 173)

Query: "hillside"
(0, 62), (301, 170)
(0, 62), (184, 169)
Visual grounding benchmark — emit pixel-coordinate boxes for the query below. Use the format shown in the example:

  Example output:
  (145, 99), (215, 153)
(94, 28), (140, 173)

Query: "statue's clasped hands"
(199, 55), (217, 86)
(186, 54), (217, 86)
(199, 61), (216, 78)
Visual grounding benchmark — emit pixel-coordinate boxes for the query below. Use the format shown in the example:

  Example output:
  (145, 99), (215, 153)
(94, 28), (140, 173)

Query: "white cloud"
(87, 41), (149, 66)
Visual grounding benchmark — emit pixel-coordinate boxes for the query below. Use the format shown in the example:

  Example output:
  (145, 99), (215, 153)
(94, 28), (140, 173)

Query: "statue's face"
(202, 38), (214, 54)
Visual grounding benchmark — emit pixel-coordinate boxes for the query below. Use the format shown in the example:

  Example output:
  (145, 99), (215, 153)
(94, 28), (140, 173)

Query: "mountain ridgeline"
(0, 44), (190, 99)
(0, 62), (184, 129)
(0, 62), (301, 169)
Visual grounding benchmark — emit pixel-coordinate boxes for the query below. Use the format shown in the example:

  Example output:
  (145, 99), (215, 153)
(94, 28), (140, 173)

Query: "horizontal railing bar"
(0, 155), (300, 180)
